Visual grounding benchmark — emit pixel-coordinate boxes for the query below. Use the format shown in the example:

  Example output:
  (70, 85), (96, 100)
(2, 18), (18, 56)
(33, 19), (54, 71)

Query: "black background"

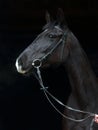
(0, 0), (98, 130)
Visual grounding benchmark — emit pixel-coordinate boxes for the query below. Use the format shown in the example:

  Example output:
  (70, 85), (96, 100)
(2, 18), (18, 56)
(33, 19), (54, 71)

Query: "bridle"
(31, 30), (97, 130)
(32, 29), (68, 67)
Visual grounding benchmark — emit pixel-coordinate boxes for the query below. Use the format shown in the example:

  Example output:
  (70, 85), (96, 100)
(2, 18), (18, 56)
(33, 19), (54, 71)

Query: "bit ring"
(32, 59), (42, 68)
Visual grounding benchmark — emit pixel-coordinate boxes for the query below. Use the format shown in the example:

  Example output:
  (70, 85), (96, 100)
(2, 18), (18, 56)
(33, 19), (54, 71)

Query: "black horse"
(15, 9), (98, 130)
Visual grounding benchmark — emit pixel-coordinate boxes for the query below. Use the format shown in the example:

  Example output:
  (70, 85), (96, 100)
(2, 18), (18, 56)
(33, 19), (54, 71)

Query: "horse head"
(15, 9), (70, 74)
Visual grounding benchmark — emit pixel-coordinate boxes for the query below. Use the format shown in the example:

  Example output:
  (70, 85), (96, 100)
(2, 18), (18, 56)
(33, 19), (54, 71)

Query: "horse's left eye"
(49, 34), (56, 38)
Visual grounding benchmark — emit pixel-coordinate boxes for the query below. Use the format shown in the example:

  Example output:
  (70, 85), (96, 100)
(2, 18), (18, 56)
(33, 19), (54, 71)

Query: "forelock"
(42, 21), (59, 30)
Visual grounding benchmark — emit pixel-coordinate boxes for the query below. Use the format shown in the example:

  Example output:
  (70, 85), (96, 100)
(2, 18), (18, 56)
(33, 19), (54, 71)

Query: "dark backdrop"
(0, 0), (98, 130)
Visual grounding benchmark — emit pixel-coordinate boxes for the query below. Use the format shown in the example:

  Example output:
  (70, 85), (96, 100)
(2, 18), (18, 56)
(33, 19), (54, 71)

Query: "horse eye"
(49, 34), (56, 38)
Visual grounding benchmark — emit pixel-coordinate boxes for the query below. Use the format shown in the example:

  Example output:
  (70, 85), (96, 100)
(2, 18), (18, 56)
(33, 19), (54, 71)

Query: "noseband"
(32, 30), (97, 130)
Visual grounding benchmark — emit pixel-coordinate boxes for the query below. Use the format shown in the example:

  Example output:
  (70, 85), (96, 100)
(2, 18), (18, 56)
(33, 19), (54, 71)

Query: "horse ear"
(56, 8), (66, 26)
(45, 11), (51, 23)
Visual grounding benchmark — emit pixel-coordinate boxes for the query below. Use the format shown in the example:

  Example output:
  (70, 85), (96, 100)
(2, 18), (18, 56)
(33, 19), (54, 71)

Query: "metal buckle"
(32, 59), (42, 68)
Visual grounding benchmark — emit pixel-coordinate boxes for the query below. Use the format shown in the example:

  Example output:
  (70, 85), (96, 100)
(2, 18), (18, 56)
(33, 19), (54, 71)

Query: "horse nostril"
(16, 54), (29, 74)
(18, 54), (27, 67)
(16, 57), (27, 74)
(15, 58), (24, 71)
(18, 58), (23, 66)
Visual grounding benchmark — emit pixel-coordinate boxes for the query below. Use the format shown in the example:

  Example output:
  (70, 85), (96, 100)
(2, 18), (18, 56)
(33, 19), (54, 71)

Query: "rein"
(32, 31), (98, 130)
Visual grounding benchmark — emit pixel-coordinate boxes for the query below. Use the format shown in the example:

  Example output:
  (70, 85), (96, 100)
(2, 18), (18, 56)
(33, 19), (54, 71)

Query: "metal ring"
(32, 59), (42, 68)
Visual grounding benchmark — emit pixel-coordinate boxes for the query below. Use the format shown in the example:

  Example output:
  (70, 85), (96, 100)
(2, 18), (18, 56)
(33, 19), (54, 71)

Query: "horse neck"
(63, 32), (98, 106)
